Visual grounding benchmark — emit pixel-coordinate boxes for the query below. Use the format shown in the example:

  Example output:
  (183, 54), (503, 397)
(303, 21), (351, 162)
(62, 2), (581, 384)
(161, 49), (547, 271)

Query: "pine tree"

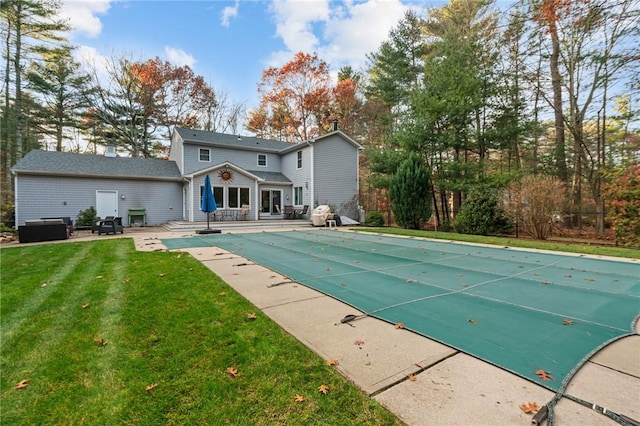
(389, 153), (432, 229)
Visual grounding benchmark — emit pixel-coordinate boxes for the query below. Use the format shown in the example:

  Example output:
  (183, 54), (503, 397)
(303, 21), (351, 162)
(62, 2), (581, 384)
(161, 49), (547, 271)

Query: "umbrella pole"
(207, 212), (210, 229)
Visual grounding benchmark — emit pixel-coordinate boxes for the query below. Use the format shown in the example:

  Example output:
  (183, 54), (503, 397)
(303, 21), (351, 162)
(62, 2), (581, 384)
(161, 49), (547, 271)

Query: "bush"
(454, 189), (510, 236)
(364, 211), (385, 227)
(603, 165), (640, 247)
(77, 206), (99, 226)
(502, 175), (566, 240)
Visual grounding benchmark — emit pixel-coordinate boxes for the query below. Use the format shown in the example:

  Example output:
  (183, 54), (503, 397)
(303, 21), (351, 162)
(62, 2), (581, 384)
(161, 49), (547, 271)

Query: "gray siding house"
(12, 127), (362, 227)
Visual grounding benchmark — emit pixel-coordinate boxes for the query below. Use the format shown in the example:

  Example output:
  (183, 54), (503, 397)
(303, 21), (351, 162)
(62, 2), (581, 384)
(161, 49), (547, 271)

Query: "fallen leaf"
(40, 283), (47, 288)
(520, 402), (539, 414)
(14, 379), (29, 390)
(247, 312), (257, 320)
(395, 323), (405, 329)
(123, 277), (130, 283)
(535, 369), (554, 381)
(219, 292), (226, 296)
(146, 383), (157, 392)
(269, 275), (276, 279)
(467, 318), (478, 325)
(318, 384), (329, 394)
(326, 359), (339, 366)
(294, 394), (305, 402)
(96, 275), (103, 279)
(95, 338), (107, 347)
(540, 280), (551, 285)
(159, 273), (165, 277)
(354, 339), (365, 346)
(82, 303), (90, 309)
(175, 254), (183, 258)
(326, 267), (333, 271)
(226, 367), (238, 377)
(407, 374), (417, 382)
(562, 319), (574, 325)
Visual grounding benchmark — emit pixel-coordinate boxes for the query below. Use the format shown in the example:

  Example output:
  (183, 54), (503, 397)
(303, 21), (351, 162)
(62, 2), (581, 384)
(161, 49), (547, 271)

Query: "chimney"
(105, 144), (117, 158)
(332, 119), (338, 132)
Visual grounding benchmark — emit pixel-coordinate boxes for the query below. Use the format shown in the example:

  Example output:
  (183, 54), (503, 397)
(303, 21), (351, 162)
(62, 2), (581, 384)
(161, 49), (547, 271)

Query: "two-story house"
(11, 127), (362, 227)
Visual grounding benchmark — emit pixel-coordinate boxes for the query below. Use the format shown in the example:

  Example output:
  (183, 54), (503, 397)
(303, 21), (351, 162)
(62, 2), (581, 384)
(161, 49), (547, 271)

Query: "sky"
(59, 0), (442, 113)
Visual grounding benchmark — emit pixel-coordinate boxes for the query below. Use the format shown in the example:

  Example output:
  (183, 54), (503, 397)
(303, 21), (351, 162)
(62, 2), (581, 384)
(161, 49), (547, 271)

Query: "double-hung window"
(257, 154), (267, 167)
(199, 148), (210, 162)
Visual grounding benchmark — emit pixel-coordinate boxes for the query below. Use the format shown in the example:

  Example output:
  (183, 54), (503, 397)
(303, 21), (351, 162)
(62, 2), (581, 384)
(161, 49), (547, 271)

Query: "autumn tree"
(247, 52), (332, 143)
(530, 0), (639, 232)
(84, 56), (216, 157)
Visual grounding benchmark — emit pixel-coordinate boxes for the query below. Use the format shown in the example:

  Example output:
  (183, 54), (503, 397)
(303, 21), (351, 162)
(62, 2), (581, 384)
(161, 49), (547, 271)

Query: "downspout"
(13, 172), (19, 226)
(307, 139), (315, 208)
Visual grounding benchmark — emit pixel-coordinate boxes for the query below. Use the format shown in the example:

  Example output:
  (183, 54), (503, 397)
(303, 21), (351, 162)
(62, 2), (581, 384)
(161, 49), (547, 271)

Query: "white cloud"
(60, 0), (111, 38)
(270, 0), (330, 53)
(221, 0), (240, 27)
(164, 47), (197, 68)
(322, 0), (411, 69)
(266, 0), (412, 72)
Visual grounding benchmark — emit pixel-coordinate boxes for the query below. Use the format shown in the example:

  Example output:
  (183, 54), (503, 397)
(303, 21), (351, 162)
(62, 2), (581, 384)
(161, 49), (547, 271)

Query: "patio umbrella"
(201, 174), (217, 230)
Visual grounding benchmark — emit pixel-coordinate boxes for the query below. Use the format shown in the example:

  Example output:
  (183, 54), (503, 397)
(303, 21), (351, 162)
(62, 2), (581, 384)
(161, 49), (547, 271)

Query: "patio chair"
(294, 205), (309, 219)
(92, 216), (114, 233)
(283, 205), (294, 219)
(98, 217), (124, 235)
(240, 204), (250, 220)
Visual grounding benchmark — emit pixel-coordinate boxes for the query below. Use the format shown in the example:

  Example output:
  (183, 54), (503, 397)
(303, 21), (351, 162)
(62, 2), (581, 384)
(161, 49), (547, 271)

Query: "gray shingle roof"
(175, 127), (295, 152)
(12, 150), (182, 180)
(247, 170), (292, 183)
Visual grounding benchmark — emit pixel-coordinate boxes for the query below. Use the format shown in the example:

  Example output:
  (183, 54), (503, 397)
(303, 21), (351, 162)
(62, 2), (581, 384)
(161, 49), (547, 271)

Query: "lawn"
(1, 239), (402, 425)
(355, 228), (640, 259)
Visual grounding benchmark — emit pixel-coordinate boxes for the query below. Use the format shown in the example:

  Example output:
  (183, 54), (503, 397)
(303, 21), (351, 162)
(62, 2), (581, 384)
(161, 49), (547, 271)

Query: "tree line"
(2, 0), (639, 240)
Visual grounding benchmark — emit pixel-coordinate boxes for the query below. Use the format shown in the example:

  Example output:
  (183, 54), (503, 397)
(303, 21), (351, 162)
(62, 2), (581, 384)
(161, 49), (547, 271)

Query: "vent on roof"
(105, 144), (117, 158)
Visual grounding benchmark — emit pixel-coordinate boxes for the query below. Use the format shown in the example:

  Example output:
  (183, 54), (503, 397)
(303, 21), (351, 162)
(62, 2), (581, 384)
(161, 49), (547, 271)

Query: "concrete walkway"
(8, 224), (639, 425)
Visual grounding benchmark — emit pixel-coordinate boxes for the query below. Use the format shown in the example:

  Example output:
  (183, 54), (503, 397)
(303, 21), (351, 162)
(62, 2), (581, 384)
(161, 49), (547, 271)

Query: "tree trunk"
(13, 0), (23, 161)
(550, 28), (567, 183)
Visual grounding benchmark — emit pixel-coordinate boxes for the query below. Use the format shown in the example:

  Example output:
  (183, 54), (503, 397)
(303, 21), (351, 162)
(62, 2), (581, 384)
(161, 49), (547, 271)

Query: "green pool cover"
(162, 230), (640, 391)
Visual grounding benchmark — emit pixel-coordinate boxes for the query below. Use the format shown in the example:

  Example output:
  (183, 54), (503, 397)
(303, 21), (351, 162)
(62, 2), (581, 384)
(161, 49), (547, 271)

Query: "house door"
(260, 190), (282, 216)
(96, 190), (118, 219)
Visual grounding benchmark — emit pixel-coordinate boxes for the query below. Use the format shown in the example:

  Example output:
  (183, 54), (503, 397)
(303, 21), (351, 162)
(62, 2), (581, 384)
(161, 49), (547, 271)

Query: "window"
(201, 185), (224, 207)
(257, 154), (267, 167)
(297, 151), (302, 169)
(213, 186), (224, 207)
(199, 148), (210, 162)
(294, 186), (303, 205)
(228, 187), (250, 208)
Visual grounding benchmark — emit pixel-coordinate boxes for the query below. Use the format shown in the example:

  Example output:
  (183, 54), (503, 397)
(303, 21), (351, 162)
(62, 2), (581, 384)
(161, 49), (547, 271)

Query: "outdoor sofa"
(18, 219), (70, 243)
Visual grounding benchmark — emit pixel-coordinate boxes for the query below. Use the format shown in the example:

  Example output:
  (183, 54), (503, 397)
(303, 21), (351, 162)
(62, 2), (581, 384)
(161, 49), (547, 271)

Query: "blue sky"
(60, 0), (439, 111)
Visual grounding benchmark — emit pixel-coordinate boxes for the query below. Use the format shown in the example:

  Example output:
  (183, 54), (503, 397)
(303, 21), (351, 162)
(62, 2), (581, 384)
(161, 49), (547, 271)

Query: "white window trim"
(199, 148), (211, 162)
(257, 153), (267, 167)
(296, 151), (302, 169)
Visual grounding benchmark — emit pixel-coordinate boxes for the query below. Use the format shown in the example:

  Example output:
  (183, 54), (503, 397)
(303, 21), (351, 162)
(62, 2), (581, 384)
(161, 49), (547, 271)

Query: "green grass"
(353, 228), (640, 259)
(1, 240), (402, 425)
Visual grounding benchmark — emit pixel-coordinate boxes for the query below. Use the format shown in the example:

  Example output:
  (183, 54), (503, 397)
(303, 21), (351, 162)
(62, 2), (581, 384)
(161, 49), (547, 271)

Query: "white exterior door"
(96, 190), (118, 219)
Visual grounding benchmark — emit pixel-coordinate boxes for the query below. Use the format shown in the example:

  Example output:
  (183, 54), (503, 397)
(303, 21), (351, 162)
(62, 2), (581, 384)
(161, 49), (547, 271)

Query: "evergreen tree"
(389, 153), (432, 229)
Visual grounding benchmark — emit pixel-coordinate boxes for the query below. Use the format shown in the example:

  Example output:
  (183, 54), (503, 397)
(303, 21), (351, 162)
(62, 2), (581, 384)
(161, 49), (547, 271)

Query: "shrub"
(364, 211), (385, 227)
(603, 165), (640, 247)
(77, 206), (99, 226)
(454, 189), (510, 236)
(502, 175), (566, 240)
